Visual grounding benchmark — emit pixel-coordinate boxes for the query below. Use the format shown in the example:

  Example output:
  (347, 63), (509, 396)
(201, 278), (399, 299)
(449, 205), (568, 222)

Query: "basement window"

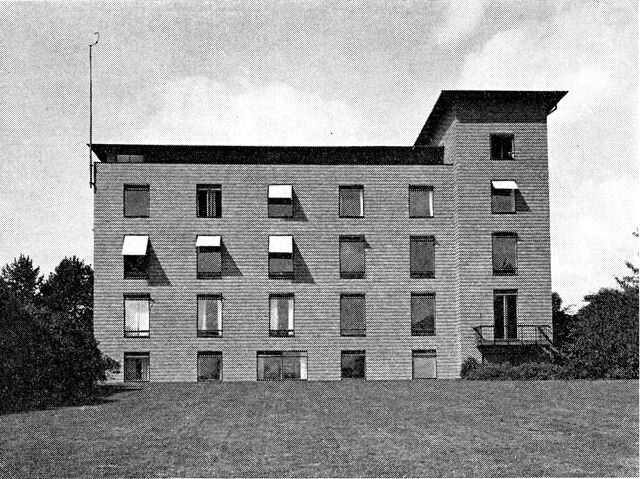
(124, 352), (150, 382)
(341, 350), (366, 379)
(197, 352), (222, 381)
(257, 351), (307, 381)
(412, 350), (437, 379)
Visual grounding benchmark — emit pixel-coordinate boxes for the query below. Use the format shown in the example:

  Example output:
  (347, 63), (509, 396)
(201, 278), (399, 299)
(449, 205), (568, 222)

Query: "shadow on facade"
(221, 241), (243, 277)
(285, 190), (308, 222)
(147, 242), (171, 286)
(515, 191), (530, 212)
(293, 242), (315, 283)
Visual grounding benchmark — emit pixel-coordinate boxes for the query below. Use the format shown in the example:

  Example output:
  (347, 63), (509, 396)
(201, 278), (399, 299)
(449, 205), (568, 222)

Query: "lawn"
(0, 381), (637, 477)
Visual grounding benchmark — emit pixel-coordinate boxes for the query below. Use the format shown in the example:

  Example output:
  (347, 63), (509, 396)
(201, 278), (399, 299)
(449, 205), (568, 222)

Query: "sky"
(0, 1), (637, 308)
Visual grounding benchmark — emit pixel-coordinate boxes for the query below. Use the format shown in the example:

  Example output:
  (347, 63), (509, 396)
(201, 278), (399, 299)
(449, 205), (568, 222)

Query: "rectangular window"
(409, 186), (434, 218)
(197, 352), (222, 381)
(268, 185), (293, 218)
(490, 134), (514, 161)
(124, 352), (150, 382)
(257, 351), (307, 380)
(494, 290), (518, 340)
(268, 236), (294, 279)
(410, 236), (435, 278)
(339, 185), (364, 217)
(196, 184), (222, 218)
(124, 294), (150, 337)
(412, 350), (437, 379)
(124, 185), (150, 217)
(492, 233), (517, 275)
(341, 350), (365, 379)
(122, 235), (149, 279)
(269, 294), (294, 337)
(197, 235), (222, 279)
(117, 155), (145, 163)
(339, 236), (365, 279)
(197, 295), (222, 337)
(491, 181), (518, 213)
(340, 294), (366, 336)
(411, 293), (435, 336)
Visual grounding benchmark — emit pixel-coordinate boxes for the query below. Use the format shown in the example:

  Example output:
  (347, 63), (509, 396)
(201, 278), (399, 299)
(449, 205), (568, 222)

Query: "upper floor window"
(268, 235), (294, 279)
(340, 294), (366, 336)
(410, 236), (435, 278)
(197, 184), (222, 218)
(124, 185), (150, 217)
(197, 294), (222, 337)
(490, 134), (514, 161)
(117, 154), (145, 163)
(268, 185), (293, 218)
(124, 294), (150, 338)
(122, 235), (149, 279)
(409, 186), (434, 218)
(339, 235), (366, 279)
(197, 235), (222, 279)
(411, 293), (435, 336)
(339, 185), (364, 217)
(269, 294), (294, 337)
(491, 181), (519, 213)
(492, 233), (517, 276)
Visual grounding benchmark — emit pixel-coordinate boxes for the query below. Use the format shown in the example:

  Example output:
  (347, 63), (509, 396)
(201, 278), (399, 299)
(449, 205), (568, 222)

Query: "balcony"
(473, 325), (553, 347)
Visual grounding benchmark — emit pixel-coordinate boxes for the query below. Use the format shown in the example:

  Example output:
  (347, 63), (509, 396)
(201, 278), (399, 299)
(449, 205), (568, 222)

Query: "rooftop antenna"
(89, 32), (99, 189)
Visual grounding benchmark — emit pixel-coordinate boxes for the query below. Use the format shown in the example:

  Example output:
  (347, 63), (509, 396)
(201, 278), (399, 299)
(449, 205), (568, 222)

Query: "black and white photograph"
(0, 1), (638, 477)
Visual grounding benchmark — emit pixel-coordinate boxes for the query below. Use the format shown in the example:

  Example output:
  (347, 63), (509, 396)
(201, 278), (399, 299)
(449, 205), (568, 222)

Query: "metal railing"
(473, 325), (553, 346)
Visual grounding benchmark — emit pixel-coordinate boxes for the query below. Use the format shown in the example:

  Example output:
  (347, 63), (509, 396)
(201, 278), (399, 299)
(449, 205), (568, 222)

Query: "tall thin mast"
(89, 32), (99, 189)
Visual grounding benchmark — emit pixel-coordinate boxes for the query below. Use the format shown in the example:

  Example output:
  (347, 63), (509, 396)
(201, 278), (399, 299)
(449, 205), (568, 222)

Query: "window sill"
(410, 273), (435, 279)
(341, 332), (366, 337)
(198, 331), (223, 338)
(491, 211), (517, 215)
(268, 273), (295, 280)
(124, 332), (150, 338)
(493, 271), (517, 276)
(340, 273), (366, 279)
(269, 330), (295, 337)
(411, 332), (436, 337)
(197, 273), (222, 279)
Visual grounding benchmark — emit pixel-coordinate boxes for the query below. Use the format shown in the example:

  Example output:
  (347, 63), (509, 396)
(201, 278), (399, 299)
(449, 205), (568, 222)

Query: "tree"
(0, 255), (43, 307)
(552, 292), (575, 349)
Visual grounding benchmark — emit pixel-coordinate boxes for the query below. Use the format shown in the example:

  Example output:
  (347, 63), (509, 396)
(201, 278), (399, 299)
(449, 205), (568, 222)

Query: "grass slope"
(0, 380), (637, 477)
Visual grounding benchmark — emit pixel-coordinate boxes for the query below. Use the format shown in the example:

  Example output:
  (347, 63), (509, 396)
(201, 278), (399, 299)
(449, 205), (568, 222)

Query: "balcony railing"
(473, 325), (553, 347)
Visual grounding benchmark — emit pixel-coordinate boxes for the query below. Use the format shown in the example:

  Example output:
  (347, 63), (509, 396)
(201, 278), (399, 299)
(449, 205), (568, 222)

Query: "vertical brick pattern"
(94, 161), (460, 381)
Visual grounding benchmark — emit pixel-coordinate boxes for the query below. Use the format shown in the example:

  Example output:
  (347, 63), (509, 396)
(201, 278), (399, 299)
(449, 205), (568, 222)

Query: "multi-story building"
(91, 90), (566, 382)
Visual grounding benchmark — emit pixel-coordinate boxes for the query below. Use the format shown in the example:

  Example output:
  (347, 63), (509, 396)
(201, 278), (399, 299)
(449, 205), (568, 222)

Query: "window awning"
(268, 185), (293, 199)
(269, 235), (293, 254)
(196, 235), (221, 247)
(491, 180), (519, 190)
(122, 235), (149, 255)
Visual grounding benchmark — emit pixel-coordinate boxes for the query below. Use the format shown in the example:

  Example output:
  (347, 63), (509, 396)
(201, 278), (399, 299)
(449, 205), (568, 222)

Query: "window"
(491, 180), (518, 213)
(257, 351), (307, 380)
(197, 235), (222, 279)
(269, 294), (294, 337)
(124, 352), (150, 382)
(268, 185), (293, 218)
(124, 185), (150, 217)
(196, 184), (222, 218)
(490, 134), (514, 161)
(412, 350), (437, 379)
(341, 350), (365, 379)
(124, 294), (150, 337)
(197, 352), (222, 381)
(339, 236), (365, 279)
(494, 290), (518, 340)
(268, 235), (294, 279)
(340, 294), (366, 336)
(409, 186), (434, 218)
(492, 233), (517, 275)
(122, 235), (149, 279)
(339, 185), (364, 217)
(410, 236), (435, 278)
(411, 293), (435, 336)
(117, 154), (145, 163)
(197, 295), (222, 337)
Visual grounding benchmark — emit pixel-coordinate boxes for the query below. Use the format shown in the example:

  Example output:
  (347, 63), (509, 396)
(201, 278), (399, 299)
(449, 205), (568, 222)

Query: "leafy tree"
(552, 292), (575, 349)
(0, 255), (43, 307)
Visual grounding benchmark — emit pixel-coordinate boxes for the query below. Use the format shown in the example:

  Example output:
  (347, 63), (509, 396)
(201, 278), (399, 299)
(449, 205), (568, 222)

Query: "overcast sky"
(0, 1), (637, 307)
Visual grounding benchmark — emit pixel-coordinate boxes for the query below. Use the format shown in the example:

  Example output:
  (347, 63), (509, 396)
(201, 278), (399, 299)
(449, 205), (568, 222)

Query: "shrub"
(460, 358), (567, 380)
(460, 357), (480, 378)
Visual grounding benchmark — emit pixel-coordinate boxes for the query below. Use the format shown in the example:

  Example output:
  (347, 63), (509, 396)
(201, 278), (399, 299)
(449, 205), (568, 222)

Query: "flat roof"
(90, 144), (445, 165)
(414, 90), (567, 145)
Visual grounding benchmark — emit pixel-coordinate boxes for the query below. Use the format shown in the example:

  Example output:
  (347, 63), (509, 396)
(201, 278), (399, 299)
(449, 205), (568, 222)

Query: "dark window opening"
(197, 184), (222, 218)
(197, 352), (222, 381)
(491, 186), (516, 213)
(492, 233), (517, 275)
(494, 290), (518, 339)
(124, 352), (150, 382)
(410, 236), (435, 278)
(197, 295), (222, 337)
(339, 186), (364, 217)
(341, 350), (365, 379)
(257, 351), (307, 380)
(411, 293), (435, 336)
(340, 236), (365, 279)
(197, 246), (222, 279)
(340, 294), (366, 336)
(268, 253), (294, 279)
(124, 185), (150, 217)
(409, 186), (434, 218)
(491, 134), (514, 161)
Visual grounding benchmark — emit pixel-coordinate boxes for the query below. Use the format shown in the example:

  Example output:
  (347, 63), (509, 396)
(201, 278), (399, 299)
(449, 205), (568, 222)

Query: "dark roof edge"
(414, 90), (568, 146)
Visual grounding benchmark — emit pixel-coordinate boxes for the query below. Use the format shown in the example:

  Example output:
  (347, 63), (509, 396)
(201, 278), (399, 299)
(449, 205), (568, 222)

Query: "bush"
(460, 358), (567, 380)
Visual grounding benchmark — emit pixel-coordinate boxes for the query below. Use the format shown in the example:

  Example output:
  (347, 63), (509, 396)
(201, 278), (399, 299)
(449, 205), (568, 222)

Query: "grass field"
(0, 380), (637, 477)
